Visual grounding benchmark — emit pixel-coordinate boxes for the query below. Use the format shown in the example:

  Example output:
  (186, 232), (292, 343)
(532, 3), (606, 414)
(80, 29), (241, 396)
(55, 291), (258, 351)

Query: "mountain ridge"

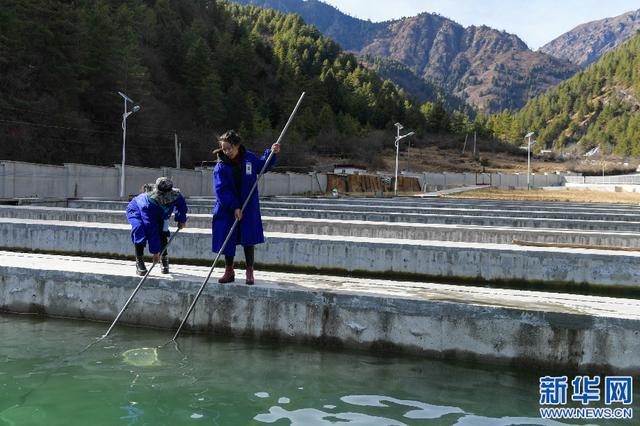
(233, 0), (579, 112)
(540, 9), (640, 67)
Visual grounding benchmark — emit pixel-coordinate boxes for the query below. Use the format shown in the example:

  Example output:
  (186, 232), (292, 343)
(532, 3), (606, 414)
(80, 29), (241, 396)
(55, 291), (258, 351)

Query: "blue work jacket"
(126, 192), (188, 253)
(212, 147), (275, 256)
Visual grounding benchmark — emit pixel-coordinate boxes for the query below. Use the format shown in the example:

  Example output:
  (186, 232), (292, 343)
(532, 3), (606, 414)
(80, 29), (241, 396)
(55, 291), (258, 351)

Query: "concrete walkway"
(3, 217), (640, 286)
(69, 199), (640, 221)
(1, 251), (638, 373)
(9, 203), (636, 230)
(4, 206), (640, 246)
(2, 251), (638, 319)
(270, 195), (640, 210)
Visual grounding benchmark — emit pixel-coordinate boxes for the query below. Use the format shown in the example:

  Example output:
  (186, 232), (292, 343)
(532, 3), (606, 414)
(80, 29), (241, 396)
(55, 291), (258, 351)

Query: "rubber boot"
(161, 256), (170, 274)
(245, 266), (254, 285)
(218, 265), (235, 283)
(136, 256), (147, 276)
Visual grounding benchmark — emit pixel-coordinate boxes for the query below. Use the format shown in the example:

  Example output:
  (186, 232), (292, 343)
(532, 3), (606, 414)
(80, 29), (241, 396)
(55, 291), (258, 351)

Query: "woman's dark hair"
(213, 129), (241, 155)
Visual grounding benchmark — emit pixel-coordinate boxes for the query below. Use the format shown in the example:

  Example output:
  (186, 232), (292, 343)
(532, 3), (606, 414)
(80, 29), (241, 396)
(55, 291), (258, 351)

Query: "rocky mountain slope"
(540, 9), (640, 67)
(235, 0), (579, 112)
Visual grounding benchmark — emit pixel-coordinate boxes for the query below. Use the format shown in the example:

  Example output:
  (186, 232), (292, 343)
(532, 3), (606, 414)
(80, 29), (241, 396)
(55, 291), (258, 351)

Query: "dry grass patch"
(447, 188), (640, 204)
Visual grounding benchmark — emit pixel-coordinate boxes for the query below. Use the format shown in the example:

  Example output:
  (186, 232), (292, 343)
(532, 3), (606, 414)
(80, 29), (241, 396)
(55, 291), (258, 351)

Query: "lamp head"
(395, 122), (404, 131)
(117, 91), (134, 103)
(525, 131), (535, 138)
(132, 105), (141, 113)
(397, 131), (414, 141)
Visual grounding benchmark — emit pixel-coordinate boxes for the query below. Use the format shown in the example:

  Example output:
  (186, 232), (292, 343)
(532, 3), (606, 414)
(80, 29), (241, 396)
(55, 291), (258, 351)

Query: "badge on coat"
(245, 162), (252, 175)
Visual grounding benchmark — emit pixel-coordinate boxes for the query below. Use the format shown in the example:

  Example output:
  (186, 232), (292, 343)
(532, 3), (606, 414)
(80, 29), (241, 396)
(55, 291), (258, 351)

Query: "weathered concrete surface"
(67, 198), (640, 223)
(68, 199), (640, 222)
(258, 208), (640, 231)
(1, 251), (638, 373)
(2, 217), (640, 286)
(260, 200), (640, 222)
(183, 194), (640, 214)
(3, 206), (640, 247)
(270, 195), (640, 213)
(40, 202), (640, 231)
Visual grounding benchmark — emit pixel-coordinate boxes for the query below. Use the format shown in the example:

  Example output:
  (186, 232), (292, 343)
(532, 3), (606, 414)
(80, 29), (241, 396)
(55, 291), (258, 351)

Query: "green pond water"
(0, 314), (636, 425)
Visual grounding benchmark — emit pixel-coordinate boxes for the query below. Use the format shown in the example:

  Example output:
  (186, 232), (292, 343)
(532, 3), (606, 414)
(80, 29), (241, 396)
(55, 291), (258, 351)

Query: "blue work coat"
(212, 147), (276, 256)
(126, 192), (188, 253)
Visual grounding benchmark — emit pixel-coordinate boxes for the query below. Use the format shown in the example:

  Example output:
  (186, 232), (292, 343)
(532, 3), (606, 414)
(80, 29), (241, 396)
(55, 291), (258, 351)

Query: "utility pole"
(394, 122), (415, 196)
(174, 133), (181, 169)
(525, 131), (535, 190)
(473, 131), (478, 160)
(117, 91), (141, 198)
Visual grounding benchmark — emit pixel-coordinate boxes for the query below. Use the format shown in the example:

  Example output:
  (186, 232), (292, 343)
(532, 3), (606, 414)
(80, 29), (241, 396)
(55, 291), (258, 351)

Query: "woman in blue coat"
(126, 177), (188, 275)
(212, 130), (279, 285)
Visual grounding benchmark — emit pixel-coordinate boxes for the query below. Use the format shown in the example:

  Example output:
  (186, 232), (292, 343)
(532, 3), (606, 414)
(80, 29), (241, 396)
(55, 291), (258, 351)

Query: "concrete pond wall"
(1, 253), (639, 374)
(2, 195), (640, 374)
(3, 218), (640, 287)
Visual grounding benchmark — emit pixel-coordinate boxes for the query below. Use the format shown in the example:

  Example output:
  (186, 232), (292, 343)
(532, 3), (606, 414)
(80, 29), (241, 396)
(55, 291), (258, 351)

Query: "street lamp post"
(525, 131), (535, 190)
(394, 122), (415, 196)
(118, 91), (141, 198)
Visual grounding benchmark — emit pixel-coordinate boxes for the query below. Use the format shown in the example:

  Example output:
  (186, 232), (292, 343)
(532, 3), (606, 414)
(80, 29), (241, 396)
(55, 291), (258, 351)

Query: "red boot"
(218, 265), (235, 283)
(246, 266), (254, 285)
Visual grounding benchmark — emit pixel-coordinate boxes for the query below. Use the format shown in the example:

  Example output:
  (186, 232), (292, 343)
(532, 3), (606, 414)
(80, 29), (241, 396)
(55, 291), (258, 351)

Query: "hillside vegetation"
(0, 0), (476, 169)
(485, 32), (640, 157)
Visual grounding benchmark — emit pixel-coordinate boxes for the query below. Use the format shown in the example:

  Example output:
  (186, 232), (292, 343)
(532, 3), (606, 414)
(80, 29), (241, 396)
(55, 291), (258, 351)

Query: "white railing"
(564, 174), (640, 185)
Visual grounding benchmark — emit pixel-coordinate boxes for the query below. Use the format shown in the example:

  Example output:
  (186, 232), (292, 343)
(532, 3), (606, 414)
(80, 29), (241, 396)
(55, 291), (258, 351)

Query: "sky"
(321, 0), (640, 50)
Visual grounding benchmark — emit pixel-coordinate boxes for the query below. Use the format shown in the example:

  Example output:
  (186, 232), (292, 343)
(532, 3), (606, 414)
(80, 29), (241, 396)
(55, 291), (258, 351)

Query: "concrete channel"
(269, 195), (640, 213)
(57, 200), (640, 231)
(68, 198), (640, 222)
(3, 195), (640, 374)
(1, 251), (639, 374)
(261, 201), (640, 222)
(2, 217), (640, 287)
(2, 206), (640, 247)
(67, 198), (640, 223)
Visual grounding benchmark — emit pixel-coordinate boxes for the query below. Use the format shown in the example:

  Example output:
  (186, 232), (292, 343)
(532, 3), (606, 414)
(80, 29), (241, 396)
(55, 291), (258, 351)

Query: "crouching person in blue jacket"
(126, 177), (188, 275)
(212, 130), (279, 285)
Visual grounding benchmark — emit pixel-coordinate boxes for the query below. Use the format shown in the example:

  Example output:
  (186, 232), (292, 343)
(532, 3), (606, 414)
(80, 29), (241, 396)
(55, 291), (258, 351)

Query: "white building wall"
(0, 160), (578, 199)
